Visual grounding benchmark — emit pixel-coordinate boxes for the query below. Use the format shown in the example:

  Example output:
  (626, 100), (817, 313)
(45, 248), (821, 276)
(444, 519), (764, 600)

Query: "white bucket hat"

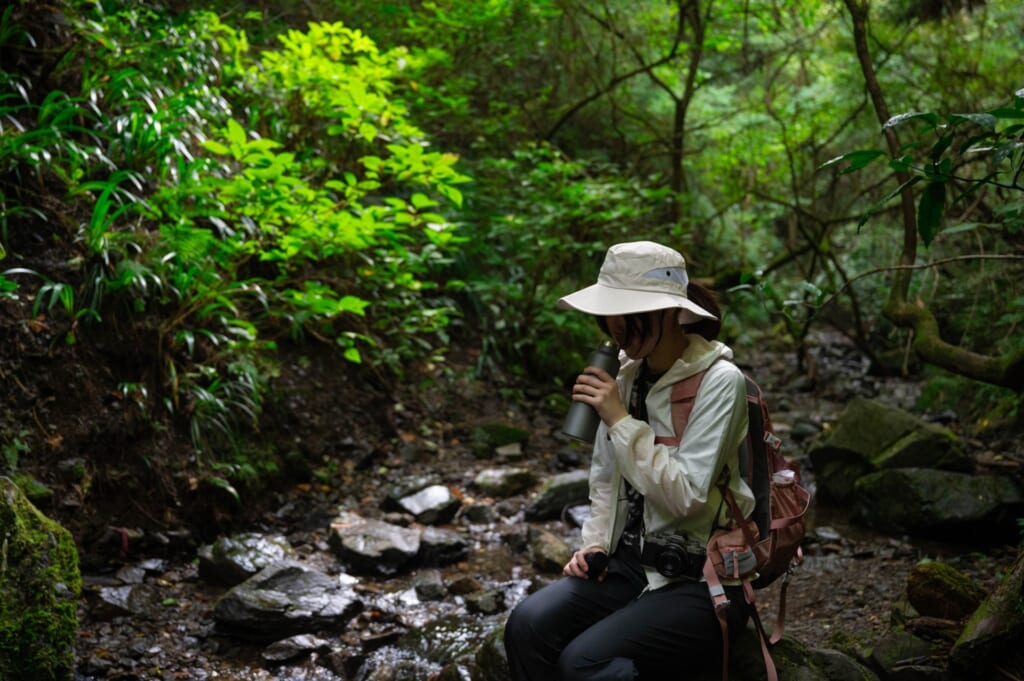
(557, 241), (716, 322)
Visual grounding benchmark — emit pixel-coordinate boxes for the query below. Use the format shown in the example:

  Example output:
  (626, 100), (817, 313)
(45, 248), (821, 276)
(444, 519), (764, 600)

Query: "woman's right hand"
(564, 547), (608, 581)
(572, 368), (627, 428)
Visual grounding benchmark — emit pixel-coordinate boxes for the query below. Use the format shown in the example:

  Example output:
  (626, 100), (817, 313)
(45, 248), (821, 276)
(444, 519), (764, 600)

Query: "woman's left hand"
(572, 367), (627, 427)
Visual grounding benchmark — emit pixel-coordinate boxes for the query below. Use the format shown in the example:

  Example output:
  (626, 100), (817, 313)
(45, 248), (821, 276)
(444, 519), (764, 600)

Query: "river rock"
(472, 422), (530, 459)
(197, 532), (296, 586)
(383, 474), (443, 511)
(850, 468), (1024, 543)
(418, 526), (469, 567)
(87, 583), (162, 620)
(906, 561), (986, 620)
(717, 634), (879, 681)
(464, 588), (505, 615)
(0, 476), (81, 681)
(950, 548), (1024, 678)
(328, 511), (421, 576)
(808, 398), (971, 503)
(524, 469), (589, 521)
(396, 484), (461, 525)
(528, 526), (572, 573)
(473, 623), (509, 681)
(213, 560), (363, 641)
(869, 629), (944, 679)
(261, 633), (331, 662)
(472, 467), (538, 498)
(413, 569), (447, 601)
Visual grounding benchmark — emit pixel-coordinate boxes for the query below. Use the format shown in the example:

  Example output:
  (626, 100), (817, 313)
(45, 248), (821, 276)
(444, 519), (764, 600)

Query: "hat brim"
(557, 283), (717, 321)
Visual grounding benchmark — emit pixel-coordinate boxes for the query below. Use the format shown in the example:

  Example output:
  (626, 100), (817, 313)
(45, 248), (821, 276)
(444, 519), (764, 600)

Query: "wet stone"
(418, 526), (469, 567)
(384, 474), (443, 510)
(472, 467), (537, 498)
(396, 484), (461, 525)
(261, 634), (331, 663)
(213, 560), (363, 641)
(328, 511), (421, 576)
(198, 532), (297, 586)
(464, 588), (504, 615)
(413, 570), (447, 601)
(88, 584), (163, 621)
(524, 469), (589, 521)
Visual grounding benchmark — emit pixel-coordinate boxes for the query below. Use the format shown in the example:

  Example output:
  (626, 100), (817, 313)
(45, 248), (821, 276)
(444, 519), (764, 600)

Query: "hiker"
(504, 240), (756, 681)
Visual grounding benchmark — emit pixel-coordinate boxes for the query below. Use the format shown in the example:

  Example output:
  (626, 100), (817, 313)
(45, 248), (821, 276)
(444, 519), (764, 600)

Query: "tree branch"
(842, 0), (1024, 390)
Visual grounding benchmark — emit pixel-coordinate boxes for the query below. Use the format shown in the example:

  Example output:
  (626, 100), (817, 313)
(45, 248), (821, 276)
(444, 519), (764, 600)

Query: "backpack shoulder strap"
(652, 370), (706, 446)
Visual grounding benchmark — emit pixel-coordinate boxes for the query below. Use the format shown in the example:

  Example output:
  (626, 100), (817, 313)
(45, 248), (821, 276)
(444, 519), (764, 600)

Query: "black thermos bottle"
(562, 340), (620, 443)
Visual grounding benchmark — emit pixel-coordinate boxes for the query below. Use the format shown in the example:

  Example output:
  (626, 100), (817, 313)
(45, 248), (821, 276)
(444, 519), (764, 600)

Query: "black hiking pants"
(503, 553), (750, 681)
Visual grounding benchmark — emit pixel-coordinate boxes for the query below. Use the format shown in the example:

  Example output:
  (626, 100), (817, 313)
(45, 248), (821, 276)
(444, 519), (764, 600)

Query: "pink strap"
(652, 371), (705, 446)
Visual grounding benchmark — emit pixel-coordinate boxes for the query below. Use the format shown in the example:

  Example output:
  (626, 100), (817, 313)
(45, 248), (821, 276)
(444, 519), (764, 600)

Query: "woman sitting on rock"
(504, 240), (755, 681)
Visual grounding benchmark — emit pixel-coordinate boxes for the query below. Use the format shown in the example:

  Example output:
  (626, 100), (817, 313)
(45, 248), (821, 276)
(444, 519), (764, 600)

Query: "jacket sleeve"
(606, 362), (747, 519)
(579, 423), (615, 550)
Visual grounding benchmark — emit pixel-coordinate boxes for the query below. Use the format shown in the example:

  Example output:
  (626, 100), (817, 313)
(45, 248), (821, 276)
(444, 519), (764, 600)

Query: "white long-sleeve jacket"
(580, 334), (756, 591)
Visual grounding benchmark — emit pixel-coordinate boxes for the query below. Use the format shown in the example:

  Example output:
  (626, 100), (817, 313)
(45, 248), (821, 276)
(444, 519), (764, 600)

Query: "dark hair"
(684, 281), (722, 341)
(596, 311), (657, 348)
(595, 282), (722, 343)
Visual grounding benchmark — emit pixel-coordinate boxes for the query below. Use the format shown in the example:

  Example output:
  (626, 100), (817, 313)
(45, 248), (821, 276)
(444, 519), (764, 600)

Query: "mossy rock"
(471, 422), (530, 459)
(12, 472), (54, 507)
(906, 561), (986, 620)
(850, 468), (1024, 543)
(0, 476), (82, 681)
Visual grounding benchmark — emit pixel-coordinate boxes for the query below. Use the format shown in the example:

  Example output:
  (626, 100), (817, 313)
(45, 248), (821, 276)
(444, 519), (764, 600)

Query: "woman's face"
(605, 311), (663, 359)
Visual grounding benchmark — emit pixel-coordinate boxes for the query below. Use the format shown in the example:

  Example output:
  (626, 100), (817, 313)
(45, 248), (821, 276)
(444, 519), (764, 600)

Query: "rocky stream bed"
(66, 336), (1023, 680)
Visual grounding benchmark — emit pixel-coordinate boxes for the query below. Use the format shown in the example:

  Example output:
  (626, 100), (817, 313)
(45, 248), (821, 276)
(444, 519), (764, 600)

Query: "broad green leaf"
(989, 107), (1024, 120)
(884, 111), (939, 130)
(917, 182), (946, 247)
(948, 113), (996, 129)
(410, 192), (437, 209)
(359, 121), (377, 142)
(226, 119), (247, 146)
(200, 140), (230, 155)
(818, 149), (886, 174)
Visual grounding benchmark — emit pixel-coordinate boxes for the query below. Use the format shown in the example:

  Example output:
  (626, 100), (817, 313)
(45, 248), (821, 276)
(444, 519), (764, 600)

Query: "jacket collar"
(619, 335), (733, 388)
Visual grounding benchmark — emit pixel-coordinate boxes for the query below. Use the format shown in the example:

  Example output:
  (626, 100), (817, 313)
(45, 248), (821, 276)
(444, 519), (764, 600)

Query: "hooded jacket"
(580, 334), (756, 591)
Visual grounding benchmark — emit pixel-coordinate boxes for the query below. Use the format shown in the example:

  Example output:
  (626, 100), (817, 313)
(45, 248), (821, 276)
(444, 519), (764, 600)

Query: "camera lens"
(656, 546), (689, 578)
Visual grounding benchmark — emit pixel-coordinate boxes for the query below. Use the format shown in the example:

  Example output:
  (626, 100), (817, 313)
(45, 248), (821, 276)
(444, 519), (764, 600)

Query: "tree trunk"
(843, 0), (1024, 390)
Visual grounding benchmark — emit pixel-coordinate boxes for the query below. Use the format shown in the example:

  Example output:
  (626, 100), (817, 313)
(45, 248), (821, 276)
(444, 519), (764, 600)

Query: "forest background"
(1, 0), (1022, 537)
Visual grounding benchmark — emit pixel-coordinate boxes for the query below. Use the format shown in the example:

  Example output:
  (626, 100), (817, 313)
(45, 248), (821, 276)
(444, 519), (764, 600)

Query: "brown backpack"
(657, 369), (811, 681)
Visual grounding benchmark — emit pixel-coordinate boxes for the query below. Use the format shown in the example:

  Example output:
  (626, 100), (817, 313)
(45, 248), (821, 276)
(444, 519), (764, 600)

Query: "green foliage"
(916, 367), (1024, 430)
(824, 92), (1024, 244)
(1, 430), (30, 471)
(456, 143), (675, 376)
(0, 2), (471, 485)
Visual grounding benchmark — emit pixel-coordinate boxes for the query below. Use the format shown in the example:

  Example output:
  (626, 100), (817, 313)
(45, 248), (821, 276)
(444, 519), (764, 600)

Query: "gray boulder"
(472, 467), (538, 498)
(396, 484), (461, 525)
(527, 527), (572, 574)
(328, 511), (421, 576)
(419, 526), (470, 567)
(808, 398), (971, 503)
(212, 560), (362, 641)
(850, 468), (1024, 543)
(197, 532), (296, 586)
(524, 469), (589, 521)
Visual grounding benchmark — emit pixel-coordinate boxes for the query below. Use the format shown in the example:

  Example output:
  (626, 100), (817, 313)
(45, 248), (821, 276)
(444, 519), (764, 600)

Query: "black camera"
(640, 532), (704, 579)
